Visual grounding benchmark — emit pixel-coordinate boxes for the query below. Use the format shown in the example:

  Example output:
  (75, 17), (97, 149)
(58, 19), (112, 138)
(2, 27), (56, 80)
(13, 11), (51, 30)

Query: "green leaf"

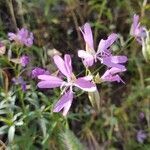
(88, 89), (100, 111)
(0, 125), (8, 135)
(59, 129), (85, 150)
(8, 125), (15, 143)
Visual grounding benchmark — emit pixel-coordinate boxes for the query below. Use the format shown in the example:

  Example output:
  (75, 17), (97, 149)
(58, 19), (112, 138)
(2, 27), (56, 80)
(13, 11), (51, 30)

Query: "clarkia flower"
(12, 76), (26, 91)
(8, 28), (34, 47)
(20, 55), (29, 67)
(130, 14), (147, 44)
(101, 67), (126, 83)
(137, 130), (147, 143)
(37, 54), (96, 116)
(32, 67), (50, 78)
(78, 23), (127, 69)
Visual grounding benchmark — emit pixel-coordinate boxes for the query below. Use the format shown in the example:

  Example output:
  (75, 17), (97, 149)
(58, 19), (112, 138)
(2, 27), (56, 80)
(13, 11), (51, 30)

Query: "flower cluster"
(20, 55), (30, 67)
(38, 54), (96, 116)
(130, 14), (150, 62)
(78, 23), (127, 69)
(137, 130), (147, 143)
(7, 28), (33, 91)
(8, 28), (34, 47)
(7, 24), (128, 116)
(130, 14), (147, 44)
(12, 76), (26, 91)
(78, 23), (127, 83)
(35, 22), (128, 116)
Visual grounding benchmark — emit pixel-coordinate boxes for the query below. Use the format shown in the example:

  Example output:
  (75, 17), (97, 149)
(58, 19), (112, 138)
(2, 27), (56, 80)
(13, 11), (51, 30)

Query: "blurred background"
(0, 0), (150, 149)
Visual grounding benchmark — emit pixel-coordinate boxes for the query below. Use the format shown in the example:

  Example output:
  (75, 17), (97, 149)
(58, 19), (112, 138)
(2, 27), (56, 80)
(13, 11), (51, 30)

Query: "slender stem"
(135, 59), (145, 89)
(141, 0), (147, 17)
(94, 0), (107, 46)
(68, 1), (84, 50)
(6, 0), (17, 31)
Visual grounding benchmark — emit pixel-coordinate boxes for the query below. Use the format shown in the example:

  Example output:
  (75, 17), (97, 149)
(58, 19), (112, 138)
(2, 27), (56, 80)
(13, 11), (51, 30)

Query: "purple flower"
(20, 55), (29, 67)
(8, 28), (34, 47)
(101, 67), (126, 83)
(137, 130), (147, 143)
(37, 54), (96, 116)
(130, 14), (147, 44)
(12, 76), (26, 91)
(78, 23), (127, 69)
(32, 67), (50, 78)
(139, 112), (145, 120)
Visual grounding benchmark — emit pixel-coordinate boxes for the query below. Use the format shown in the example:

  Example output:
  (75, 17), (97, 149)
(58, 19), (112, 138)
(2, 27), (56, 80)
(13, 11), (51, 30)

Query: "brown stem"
(6, 0), (17, 31)
(67, 1), (84, 50)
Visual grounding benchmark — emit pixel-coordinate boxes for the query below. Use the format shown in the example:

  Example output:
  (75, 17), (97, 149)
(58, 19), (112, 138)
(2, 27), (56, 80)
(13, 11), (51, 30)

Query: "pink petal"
(53, 89), (73, 116)
(102, 74), (124, 83)
(130, 14), (139, 36)
(53, 55), (71, 78)
(38, 75), (63, 81)
(110, 56), (128, 63)
(74, 78), (96, 92)
(37, 81), (62, 88)
(80, 75), (93, 81)
(83, 57), (94, 67)
(78, 50), (93, 59)
(64, 54), (72, 77)
(37, 75), (63, 88)
(80, 23), (94, 50)
(101, 67), (126, 83)
(8, 33), (17, 41)
(97, 33), (118, 54)
(100, 57), (126, 70)
(78, 50), (94, 67)
(102, 67), (126, 77)
(62, 98), (73, 116)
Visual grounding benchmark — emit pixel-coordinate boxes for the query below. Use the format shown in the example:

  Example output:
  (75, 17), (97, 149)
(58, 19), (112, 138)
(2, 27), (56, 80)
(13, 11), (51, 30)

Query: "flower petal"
(53, 89), (73, 116)
(53, 55), (71, 78)
(97, 33), (118, 54)
(130, 14), (139, 36)
(8, 33), (17, 41)
(130, 14), (147, 44)
(37, 75), (63, 88)
(101, 67), (126, 83)
(80, 23), (94, 50)
(78, 50), (94, 67)
(64, 54), (72, 77)
(78, 50), (92, 58)
(109, 56), (128, 63)
(74, 78), (96, 92)
(38, 75), (62, 81)
(37, 81), (62, 88)
(100, 57), (126, 70)
(80, 75), (93, 81)
(102, 74), (124, 83)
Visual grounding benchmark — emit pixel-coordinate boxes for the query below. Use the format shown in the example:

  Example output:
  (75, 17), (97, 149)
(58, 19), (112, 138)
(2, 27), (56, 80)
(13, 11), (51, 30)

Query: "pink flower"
(101, 67), (126, 83)
(37, 54), (96, 116)
(8, 28), (33, 47)
(78, 23), (127, 69)
(130, 14), (147, 44)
